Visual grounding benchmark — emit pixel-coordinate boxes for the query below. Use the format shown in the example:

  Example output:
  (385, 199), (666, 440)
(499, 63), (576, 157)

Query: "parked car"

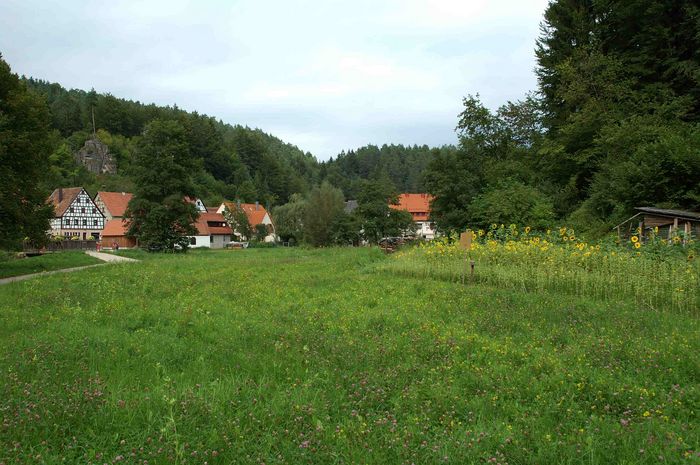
(225, 241), (249, 249)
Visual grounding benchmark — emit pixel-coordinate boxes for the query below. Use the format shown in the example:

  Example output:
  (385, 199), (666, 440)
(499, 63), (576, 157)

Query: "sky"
(0, 0), (549, 160)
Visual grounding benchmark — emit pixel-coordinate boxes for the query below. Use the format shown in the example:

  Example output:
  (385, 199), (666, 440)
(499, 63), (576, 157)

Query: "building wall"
(415, 221), (436, 240)
(190, 235), (210, 248)
(211, 234), (230, 249)
(103, 235), (136, 248)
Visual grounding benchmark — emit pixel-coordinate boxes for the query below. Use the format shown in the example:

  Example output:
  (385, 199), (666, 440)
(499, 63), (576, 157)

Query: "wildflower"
(631, 236), (639, 243)
(634, 242), (641, 249)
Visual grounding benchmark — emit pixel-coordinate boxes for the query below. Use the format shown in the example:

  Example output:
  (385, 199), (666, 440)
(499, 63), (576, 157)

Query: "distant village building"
(390, 193), (436, 240)
(94, 191), (133, 220)
(185, 196), (208, 213)
(75, 138), (116, 174)
(47, 187), (105, 240)
(217, 201), (277, 242)
(95, 191), (135, 248)
(189, 212), (233, 248)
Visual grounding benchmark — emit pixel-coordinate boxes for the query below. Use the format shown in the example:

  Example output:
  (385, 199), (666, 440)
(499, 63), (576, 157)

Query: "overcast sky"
(1, 0), (548, 160)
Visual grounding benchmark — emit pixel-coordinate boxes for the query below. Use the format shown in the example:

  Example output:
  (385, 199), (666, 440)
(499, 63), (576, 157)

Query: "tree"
(0, 55), (55, 249)
(273, 193), (306, 243)
(222, 205), (252, 241)
(469, 181), (555, 230)
(303, 182), (345, 247)
(125, 120), (198, 251)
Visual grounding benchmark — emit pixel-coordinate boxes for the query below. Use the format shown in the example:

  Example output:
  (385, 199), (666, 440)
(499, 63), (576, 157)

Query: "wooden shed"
(615, 207), (700, 243)
(102, 219), (137, 249)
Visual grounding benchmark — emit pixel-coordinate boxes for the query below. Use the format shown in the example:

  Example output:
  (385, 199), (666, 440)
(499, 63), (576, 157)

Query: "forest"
(1, 0), (699, 249)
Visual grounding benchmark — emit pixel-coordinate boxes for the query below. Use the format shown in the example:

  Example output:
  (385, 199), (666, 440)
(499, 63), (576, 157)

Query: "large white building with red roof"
(390, 193), (436, 239)
(47, 187), (106, 240)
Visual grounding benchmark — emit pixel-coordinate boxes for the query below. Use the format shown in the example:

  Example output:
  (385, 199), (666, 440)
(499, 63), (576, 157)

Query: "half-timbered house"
(48, 187), (106, 240)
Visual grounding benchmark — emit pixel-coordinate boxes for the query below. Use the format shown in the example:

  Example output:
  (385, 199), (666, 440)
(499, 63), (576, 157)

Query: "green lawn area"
(0, 251), (102, 278)
(0, 248), (697, 464)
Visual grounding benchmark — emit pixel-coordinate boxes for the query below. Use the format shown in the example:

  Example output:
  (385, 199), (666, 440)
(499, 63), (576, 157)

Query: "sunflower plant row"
(382, 225), (699, 313)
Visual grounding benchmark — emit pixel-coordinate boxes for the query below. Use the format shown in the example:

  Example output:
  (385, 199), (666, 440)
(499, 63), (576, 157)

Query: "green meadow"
(0, 248), (698, 464)
(0, 251), (102, 279)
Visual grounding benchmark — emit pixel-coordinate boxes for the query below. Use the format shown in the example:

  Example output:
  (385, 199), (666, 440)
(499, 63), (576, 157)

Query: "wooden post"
(638, 220), (644, 242)
(684, 221), (691, 245)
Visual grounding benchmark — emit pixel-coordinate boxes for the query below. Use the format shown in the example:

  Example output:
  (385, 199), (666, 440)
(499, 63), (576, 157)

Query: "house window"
(92, 207), (96, 214)
(81, 207), (85, 213)
(74, 219), (79, 225)
(210, 235), (214, 243)
(82, 219), (87, 226)
(93, 219), (98, 226)
(69, 207), (74, 213)
(190, 237), (196, 245)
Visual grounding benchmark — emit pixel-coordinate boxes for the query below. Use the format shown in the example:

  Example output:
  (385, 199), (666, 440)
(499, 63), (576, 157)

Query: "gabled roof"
(47, 187), (83, 216)
(221, 202), (270, 226)
(635, 207), (700, 221)
(390, 193), (433, 221)
(97, 191), (133, 218)
(194, 212), (233, 236)
(102, 219), (130, 237)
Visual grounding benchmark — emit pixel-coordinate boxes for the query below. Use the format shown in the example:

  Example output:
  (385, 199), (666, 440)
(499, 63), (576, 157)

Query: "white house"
(217, 201), (277, 242)
(48, 187), (106, 240)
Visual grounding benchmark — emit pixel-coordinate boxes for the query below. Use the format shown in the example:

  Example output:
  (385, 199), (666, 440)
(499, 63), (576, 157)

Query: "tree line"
(426, 0), (700, 235)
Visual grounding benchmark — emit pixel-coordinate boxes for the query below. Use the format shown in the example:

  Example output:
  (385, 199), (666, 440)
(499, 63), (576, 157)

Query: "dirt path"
(85, 251), (139, 263)
(0, 251), (138, 286)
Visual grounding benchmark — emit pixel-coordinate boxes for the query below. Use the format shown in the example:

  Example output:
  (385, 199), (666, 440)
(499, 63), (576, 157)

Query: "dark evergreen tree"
(0, 55), (55, 249)
(125, 120), (198, 251)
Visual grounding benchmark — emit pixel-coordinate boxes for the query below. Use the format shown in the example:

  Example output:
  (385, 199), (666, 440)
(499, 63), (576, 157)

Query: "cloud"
(0, 0), (549, 159)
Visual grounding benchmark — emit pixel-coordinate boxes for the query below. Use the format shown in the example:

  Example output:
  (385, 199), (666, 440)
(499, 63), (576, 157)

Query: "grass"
(0, 247), (698, 464)
(0, 251), (102, 279)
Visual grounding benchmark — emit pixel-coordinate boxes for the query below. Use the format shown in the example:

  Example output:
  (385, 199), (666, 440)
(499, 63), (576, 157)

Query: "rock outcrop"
(75, 138), (117, 174)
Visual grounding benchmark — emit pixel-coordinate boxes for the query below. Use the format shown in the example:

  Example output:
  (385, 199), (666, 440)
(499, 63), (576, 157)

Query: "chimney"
(255, 201), (259, 211)
(58, 188), (63, 202)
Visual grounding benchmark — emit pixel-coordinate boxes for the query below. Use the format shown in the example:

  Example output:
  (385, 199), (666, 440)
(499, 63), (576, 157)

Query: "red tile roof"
(47, 187), (83, 216)
(102, 219), (130, 237)
(222, 202), (269, 226)
(97, 191), (133, 218)
(390, 193), (433, 222)
(194, 212), (233, 236)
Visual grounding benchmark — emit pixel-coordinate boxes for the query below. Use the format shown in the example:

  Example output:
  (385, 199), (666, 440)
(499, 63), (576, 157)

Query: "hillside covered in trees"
(425, 0), (700, 235)
(22, 76), (441, 207)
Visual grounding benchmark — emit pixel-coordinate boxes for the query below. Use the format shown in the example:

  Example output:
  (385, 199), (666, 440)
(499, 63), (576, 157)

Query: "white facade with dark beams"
(48, 187), (106, 240)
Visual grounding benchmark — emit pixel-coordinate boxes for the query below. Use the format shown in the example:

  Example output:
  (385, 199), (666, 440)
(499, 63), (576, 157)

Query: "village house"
(390, 193), (436, 240)
(189, 212), (233, 248)
(48, 187), (106, 240)
(94, 191), (133, 220)
(217, 201), (277, 242)
(94, 191), (136, 248)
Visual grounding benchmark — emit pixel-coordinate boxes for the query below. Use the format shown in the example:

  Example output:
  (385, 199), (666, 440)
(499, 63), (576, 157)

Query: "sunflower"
(525, 226), (531, 234)
(568, 235), (575, 241)
(634, 242), (641, 249)
(631, 236), (639, 243)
